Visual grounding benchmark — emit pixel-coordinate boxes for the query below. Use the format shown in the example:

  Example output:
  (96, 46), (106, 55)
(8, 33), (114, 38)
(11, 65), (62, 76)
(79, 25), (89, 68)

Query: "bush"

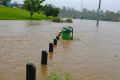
(42, 4), (60, 17)
(52, 18), (73, 23)
(64, 18), (73, 23)
(52, 17), (63, 23)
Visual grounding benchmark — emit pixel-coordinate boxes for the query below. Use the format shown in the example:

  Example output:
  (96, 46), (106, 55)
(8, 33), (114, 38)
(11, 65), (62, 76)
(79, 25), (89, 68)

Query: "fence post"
(26, 63), (36, 80)
(54, 39), (57, 45)
(49, 43), (53, 52)
(58, 34), (61, 36)
(41, 51), (48, 65)
(56, 36), (59, 40)
(58, 32), (61, 36)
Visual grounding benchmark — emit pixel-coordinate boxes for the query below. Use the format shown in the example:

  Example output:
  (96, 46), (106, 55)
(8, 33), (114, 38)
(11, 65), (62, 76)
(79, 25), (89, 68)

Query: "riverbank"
(0, 6), (53, 20)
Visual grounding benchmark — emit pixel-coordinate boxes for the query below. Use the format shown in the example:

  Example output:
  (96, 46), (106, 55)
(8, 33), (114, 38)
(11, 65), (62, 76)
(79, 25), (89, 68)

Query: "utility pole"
(81, 0), (84, 19)
(96, 0), (102, 27)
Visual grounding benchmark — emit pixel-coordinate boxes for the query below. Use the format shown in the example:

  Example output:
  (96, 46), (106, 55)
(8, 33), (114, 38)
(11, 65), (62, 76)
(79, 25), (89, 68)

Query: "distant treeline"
(59, 7), (120, 22)
(59, 7), (81, 19)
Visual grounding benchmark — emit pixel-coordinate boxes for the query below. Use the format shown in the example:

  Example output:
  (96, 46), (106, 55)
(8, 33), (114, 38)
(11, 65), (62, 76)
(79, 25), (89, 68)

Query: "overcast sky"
(14, 0), (120, 11)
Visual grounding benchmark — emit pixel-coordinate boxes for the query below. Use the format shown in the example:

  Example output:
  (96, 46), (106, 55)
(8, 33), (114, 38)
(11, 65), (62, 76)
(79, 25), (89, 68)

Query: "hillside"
(0, 6), (53, 20)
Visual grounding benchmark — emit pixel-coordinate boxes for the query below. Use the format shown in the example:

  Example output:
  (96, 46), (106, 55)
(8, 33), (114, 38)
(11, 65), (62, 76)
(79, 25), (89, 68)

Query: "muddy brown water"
(0, 20), (120, 80)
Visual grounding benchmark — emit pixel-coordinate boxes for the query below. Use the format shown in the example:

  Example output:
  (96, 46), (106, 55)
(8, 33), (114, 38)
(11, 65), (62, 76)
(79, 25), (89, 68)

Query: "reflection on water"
(48, 53), (54, 60)
(40, 65), (48, 80)
(0, 20), (120, 80)
(61, 40), (73, 48)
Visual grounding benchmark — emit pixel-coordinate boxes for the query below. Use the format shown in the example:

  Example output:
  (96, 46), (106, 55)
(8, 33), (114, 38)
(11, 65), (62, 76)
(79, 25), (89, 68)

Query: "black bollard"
(56, 36), (59, 40)
(59, 32), (61, 34)
(58, 32), (61, 36)
(49, 43), (53, 52)
(54, 39), (57, 45)
(41, 51), (48, 65)
(26, 63), (36, 80)
(58, 34), (61, 36)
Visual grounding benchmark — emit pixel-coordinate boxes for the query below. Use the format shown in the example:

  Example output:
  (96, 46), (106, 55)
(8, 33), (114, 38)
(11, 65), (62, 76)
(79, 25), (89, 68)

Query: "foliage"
(52, 17), (63, 23)
(23, 0), (44, 18)
(59, 6), (81, 19)
(52, 18), (73, 23)
(103, 10), (120, 21)
(0, 0), (11, 6)
(42, 4), (60, 17)
(12, 1), (18, 7)
(46, 71), (73, 80)
(81, 8), (120, 22)
(0, 6), (54, 20)
(52, 7), (60, 17)
(59, 6), (120, 22)
(64, 18), (73, 23)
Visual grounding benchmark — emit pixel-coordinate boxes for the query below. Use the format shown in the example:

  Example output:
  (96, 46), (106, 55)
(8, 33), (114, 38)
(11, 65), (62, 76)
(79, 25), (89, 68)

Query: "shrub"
(64, 18), (73, 23)
(52, 17), (63, 23)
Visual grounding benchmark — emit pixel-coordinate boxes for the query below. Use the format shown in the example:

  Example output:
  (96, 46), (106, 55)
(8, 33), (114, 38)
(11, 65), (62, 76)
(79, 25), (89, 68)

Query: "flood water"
(0, 20), (120, 80)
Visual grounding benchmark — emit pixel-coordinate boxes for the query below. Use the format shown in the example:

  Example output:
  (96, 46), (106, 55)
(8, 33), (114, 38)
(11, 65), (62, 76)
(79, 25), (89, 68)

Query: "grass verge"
(0, 6), (53, 20)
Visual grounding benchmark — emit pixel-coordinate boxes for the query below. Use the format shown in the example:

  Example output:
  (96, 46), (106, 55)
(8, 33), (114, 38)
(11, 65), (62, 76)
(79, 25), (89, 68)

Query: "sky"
(13, 0), (120, 12)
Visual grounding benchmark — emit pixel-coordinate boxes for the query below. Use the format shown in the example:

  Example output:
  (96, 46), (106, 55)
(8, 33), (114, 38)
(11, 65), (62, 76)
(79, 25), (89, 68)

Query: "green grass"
(46, 71), (73, 80)
(0, 6), (54, 20)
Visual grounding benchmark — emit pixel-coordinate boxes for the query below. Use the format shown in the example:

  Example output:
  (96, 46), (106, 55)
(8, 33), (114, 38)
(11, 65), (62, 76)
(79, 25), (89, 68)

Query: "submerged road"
(0, 20), (120, 80)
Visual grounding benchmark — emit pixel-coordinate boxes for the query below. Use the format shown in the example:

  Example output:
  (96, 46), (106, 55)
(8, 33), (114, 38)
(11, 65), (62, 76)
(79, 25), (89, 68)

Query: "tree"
(52, 7), (60, 17)
(42, 4), (60, 17)
(59, 6), (81, 18)
(42, 4), (53, 17)
(24, 0), (44, 18)
(11, 1), (18, 7)
(0, 0), (11, 6)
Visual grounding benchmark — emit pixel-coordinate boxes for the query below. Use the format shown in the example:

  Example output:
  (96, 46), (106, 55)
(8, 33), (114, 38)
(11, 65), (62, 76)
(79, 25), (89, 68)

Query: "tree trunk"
(30, 12), (33, 19)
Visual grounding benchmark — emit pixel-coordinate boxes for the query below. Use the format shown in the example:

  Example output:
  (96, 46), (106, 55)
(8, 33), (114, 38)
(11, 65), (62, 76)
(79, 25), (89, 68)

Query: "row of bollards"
(26, 32), (61, 80)
(26, 26), (73, 80)
(41, 34), (60, 65)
